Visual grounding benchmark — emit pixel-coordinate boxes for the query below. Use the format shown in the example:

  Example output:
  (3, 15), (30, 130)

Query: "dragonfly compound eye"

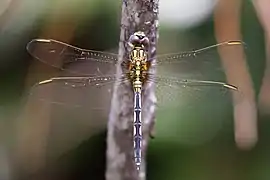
(128, 32), (150, 49)
(141, 37), (150, 48)
(128, 34), (140, 46)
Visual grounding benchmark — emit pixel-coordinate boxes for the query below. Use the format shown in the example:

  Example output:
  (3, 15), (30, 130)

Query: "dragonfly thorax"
(128, 47), (149, 92)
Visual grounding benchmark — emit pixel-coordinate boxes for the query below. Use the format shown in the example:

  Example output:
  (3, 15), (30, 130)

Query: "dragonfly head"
(134, 31), (146, 40)
(128, 31), (149, 50)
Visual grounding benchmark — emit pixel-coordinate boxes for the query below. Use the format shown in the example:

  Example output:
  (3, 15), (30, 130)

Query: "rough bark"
(106, 0), (159, 180)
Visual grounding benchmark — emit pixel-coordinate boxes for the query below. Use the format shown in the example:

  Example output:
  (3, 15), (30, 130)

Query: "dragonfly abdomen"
(134, 91), (142, 170)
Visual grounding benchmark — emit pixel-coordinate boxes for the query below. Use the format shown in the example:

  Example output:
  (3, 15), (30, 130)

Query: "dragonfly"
(26, 31), (243, 171)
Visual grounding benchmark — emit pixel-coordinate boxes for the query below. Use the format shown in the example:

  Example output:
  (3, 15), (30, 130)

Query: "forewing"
(26, 39), (119, 76)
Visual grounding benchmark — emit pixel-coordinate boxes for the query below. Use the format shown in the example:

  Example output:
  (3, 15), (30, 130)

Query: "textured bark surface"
(106, 0), (159, 180)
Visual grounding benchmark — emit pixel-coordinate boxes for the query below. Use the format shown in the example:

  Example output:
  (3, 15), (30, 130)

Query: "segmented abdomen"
(134, 91), (142, 170)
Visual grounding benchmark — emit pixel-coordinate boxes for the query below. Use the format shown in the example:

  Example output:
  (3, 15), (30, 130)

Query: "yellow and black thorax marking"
(128, 47), (149, 92)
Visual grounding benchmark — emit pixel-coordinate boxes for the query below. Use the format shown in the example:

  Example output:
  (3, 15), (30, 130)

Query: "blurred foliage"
(0, 0), (269, 180)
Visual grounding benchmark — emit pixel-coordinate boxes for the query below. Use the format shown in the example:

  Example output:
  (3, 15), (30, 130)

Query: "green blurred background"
(0, 0), (269, 180)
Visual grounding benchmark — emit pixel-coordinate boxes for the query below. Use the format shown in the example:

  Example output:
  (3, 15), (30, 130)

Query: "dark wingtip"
(227, 40), (247, 49)
(26, 39), (52, 52)
(224, 84), (238, 91)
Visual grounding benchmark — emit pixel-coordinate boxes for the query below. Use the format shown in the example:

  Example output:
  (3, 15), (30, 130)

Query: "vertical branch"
(106, 0), (159, 180)
(214, 0), (257, 149)
(254, 0), (270, 113)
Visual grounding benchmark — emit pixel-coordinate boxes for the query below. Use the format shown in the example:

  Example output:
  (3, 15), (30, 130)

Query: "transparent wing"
(147, 75), (240, 145)
(21, 76), (119, 154)
(146, 41), (244, 144)
(25, 39), (243, 125)
(24, 38), (246, 147)
(144, 40), (245, 109)
(154, 40), (244, 64)
(27, 76), (117, 110)
(26, 39), (125, 114)
(151, 75), (237, 109)
(26, 39), (119, 76)
(153, 40), (245, 80)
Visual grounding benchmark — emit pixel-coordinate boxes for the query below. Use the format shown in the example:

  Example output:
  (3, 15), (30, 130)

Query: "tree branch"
(106, 0), (159, 180)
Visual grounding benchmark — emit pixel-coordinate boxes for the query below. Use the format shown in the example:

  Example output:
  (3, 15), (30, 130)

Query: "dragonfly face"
(128, 31), (150, 50)
(128, 32), (150, 92)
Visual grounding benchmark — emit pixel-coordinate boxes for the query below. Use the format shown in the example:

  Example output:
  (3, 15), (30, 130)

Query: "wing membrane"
(28, 76), (117, 109)
(154, 40), (245, 80)
(26, 39), (119, 76)
(150, 75), (240, 144)
(149, 75), (237, 110)
(26, 39), (243, 112)
(154, 41), (244, 64)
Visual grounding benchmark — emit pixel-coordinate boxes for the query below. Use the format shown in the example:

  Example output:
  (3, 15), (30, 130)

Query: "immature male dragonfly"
(26, 31), (243, 170)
